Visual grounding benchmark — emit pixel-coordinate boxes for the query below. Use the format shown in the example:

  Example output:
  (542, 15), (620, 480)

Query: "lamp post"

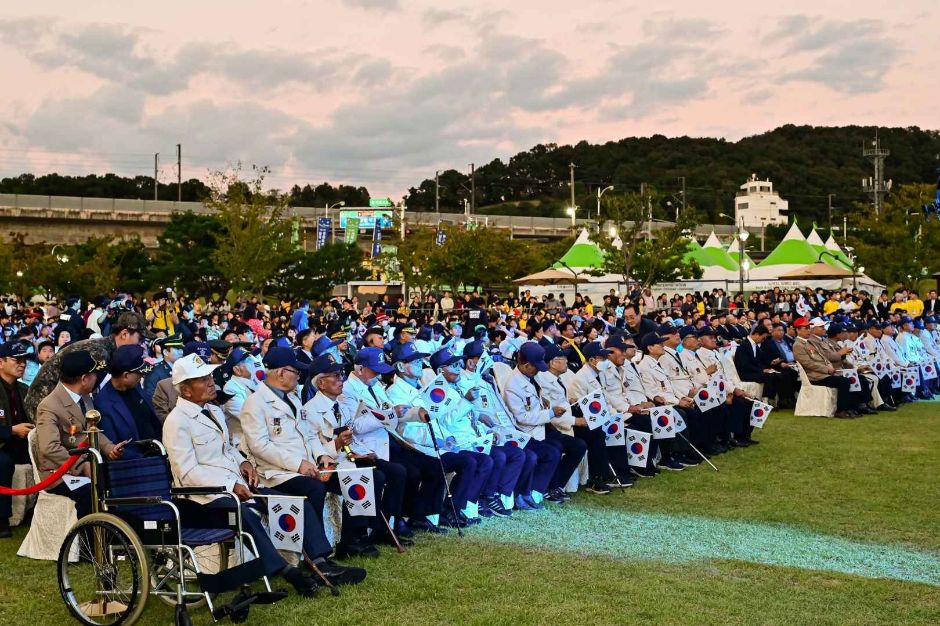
(327, 201), (345, 243)
(819, 250), (862, 290)
(596, 185), (614, 220)
(566, 206), (578, 228)
(737, 228), (749, 300)
(559, 260), (580, 300)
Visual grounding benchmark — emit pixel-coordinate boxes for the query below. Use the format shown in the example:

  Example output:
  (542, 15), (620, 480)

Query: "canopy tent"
(552, 228), (605, 272)
(514, 268), (590, 286)
(778, 263), (855, 279)
(726, 237), (756, 269)
(749, 222), (820, 279)
(687, 232), (740, 280)
(823, 234), (854, 268)
(806, 227), (849, 268)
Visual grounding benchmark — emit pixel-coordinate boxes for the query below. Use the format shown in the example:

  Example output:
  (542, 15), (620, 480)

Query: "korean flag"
(469, 433), (494, 456)
(577, 392), (610, 430)
(890, 369), (902, 389)
(355, 400), (396, 426)
(496, 428), (531, 449)
(267, 497), (305, 552)
(693, 386), (723, 412)
(342, 468), (377, 517)
(749, 400), (773, 428)
(708, 374), (729, 403)
(871, 357), (890, 379)
(921, 361), (938, 381)
(902, 367), (919, 393)
(838, 368), (862, 392)
(626, 429), (651, 467)
(602, 414), (626, 447)
(422, 374), (454, 415)
(649, 406), (681, 439)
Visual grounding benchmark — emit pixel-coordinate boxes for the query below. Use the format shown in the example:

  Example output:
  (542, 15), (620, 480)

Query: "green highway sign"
(369, 197), (393, 208)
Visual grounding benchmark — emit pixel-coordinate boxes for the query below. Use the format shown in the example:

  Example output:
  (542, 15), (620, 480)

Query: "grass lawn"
(1, 405), (938, 625)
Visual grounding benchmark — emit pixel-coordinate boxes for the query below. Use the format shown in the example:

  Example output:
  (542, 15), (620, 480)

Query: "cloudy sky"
(0, 0), (937, 198)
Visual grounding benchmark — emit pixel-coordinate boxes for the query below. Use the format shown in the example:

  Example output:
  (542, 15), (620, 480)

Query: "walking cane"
(427, 420), (464, 538)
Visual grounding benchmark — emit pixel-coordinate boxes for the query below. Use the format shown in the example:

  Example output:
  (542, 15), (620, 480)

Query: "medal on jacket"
(524, 396), (532, 410)
(68, 424), (79, 446)
(273, 417), (282, 435)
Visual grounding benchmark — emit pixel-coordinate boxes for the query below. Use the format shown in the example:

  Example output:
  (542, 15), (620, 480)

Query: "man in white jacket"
(240, 347), (366, 585)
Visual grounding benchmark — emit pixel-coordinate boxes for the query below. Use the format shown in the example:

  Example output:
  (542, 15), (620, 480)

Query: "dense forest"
(1, 125), (938, 224)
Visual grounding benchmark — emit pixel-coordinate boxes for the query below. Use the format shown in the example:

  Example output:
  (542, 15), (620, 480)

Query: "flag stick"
(427, 420), (463, 538)
(303, 550), (340, 596)
(678, 432), (719, 472)
(608, 463), (629, 490)
(379, 511), (406, 554)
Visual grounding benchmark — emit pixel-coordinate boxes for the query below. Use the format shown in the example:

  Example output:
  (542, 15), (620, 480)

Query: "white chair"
(7, 463), (36, 527)
(793, 363), (837, 417)
(492, 362), (513, 396)
(18, 429), (78, 561)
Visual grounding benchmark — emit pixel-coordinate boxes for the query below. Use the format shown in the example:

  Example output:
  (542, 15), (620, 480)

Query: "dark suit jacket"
(96, 382), (161, 459)
(733, 339), (770, 382)
(925, 299), (940, 315)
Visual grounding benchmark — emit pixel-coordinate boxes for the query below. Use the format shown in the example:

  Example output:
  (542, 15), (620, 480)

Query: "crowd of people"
(0, 283), (936, 600)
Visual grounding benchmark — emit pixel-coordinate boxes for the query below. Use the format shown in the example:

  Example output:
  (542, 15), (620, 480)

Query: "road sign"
(369, 198), (393, 208)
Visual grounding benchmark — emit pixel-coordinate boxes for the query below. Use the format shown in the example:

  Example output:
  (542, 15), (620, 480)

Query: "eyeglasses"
(624, 345), (637, 350)
(283, 367), (301, 377)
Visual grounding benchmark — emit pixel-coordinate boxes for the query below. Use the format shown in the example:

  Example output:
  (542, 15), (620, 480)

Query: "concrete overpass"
(0, 193), (740, 249)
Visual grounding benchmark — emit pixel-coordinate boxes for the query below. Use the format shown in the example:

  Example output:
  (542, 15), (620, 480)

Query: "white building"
(734, 174), (789, 228)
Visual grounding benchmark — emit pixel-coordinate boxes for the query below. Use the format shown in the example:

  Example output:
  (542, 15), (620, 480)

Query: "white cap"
(808, 317), (828, 328)
(171, 353), (219, 385)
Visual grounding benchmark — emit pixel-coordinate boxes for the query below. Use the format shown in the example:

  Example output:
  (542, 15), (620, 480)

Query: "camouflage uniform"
(24, 311), (152, 420)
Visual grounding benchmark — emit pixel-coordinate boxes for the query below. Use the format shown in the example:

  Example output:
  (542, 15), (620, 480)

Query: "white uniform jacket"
(504, 368), (554, 440)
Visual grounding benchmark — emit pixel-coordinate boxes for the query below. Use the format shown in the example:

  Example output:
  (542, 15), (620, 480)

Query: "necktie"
(332, 401), (342, 424)
(529, 376), (542, 395)
(556, 376), (567, 394)
(283, 393), (297, 418)
(367, 385), (379, 405)
(78, 397), (88, 417)
(200, 408), (224, 432)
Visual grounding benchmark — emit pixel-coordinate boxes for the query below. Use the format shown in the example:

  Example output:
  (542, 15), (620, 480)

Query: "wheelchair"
(55, 411), (287, 626)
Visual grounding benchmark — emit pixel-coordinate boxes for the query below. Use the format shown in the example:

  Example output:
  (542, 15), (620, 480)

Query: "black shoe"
(439, 511), (467, 528)
(712, 443), (730, 454)
(487, 495), (512, 518)
(373, 532), (414, 548)
(544, 487), (569, 502)
(856, 406), (877, 415)
(876, 404), (897, 412)
(0, 523), (11, 539)
(459, 511), (482, 526)
(660, 459), (685, 471)
(476, 498), (494, 518)
(611, 475), (635, 488)
(514, 494), (536, 511)
(678, 455), (701, 467)
(282, 566), (320, 597)
(394, 519), (415, 538)
(585, 480), (612, 495)
(317, 558), (367, 586)
(523, 493), (545, 509)
(334, 539), (380, 559)
(631, 467), (658, 477)
(408, 517), (448, 534)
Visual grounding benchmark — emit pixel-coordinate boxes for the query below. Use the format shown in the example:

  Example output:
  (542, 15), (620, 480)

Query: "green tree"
(272, 243), (369, 301)
(206, 165), (296, 296)
(150, 211), (228, 295)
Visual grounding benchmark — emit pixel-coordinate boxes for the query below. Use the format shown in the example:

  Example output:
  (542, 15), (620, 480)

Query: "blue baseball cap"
(310, 353), (344, 376)
(697, 327), (716, 337)
(657, 324), (679, 335)
(518, 342), (549, 372)
(604, 335), (634, 351)
(183, 341), (211, 359)
(462, 340), (485, 359)
(543, 343), (565, 361)
(312, 335), (342, 356)
(0, 341), (29, 359)
(224, 347), (252, 368)
(263, 346), (310, 372)
(582, 342), (609, 359)
(430, 345), (464, 371)
(391, 342), (429, 364)
(109, 344), (151, 375)
(679, 326), (698, 340)
(355, 346), (394, 374)
(640, 333), (665, 349)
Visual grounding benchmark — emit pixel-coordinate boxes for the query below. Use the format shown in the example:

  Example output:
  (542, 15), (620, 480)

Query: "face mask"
(452, 325), (462, 336)
(676, 344), (684, 353)
(445, 362), (463, 375)
(169, 348), (183, 360)
(365, 375), (379, 387)
(596, 359), (613, 371)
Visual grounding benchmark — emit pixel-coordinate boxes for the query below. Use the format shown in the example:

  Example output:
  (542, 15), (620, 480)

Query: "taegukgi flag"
(626, 429), (651, 467)
(576, 392), (610, 430)
(693, 385), (723, 412)
(650, 406), (682, 439)
(342, 467), (376, 517)
(602, 414), (625, 447)
(920, 361), (938, 380)
(902, 367), (919, 393)
(421, 374), (455, 416)
(749, 400), (773, 428)
(267, 496), (305, 552)
(838, 368), (862, 392)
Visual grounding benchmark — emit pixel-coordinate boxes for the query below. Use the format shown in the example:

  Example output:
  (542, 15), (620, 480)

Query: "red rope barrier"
(0, 442), (89, 496)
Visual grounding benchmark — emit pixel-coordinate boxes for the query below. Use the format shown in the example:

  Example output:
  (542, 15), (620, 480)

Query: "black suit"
(734, 338), (796, 406)
(925, 299), (940, 315)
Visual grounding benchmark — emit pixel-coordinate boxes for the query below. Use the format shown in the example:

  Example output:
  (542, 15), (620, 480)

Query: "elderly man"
(163, 353), (320, 597)
(239, 347), (366, 584)
(143, 334), (183, 401)
(695, 328), (758, 446)
(36, 351), (128, 519)
(814, 321), (875, 414)
(791, 317), (857, 418)
(97, 345), (162, 459)
(26, 311), (153, 420)
(0, 342), (33, 538)
(220, 348), (260, 446)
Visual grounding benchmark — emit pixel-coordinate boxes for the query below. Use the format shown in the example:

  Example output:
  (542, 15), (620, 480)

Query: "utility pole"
(828, 194), (834, 229)
(435, 170), (440, 214)
(569, 163), (576, 209)
(153, 153), (159, 201)
(862, 131), (890, 217)
(640, 182), (652, 241)
(176, 144), (182, 202)
(679, 175), (686, 216)
(468, 163), (475, 215)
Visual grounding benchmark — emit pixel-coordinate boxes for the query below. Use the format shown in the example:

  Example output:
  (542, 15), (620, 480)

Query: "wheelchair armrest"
(171, 486), (228, 495)
(105, 496), (168, 506)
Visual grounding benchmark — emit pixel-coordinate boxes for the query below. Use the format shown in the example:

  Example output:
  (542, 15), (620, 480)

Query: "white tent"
(748, 222), (820, 279)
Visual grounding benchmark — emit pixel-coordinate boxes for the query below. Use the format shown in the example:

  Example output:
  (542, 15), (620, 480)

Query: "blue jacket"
(290, 307), (309, 332)
(142, 360), (172, 401)
(97, 381), (162, 459)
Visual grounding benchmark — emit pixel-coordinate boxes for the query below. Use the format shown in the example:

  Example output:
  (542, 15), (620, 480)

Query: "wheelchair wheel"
(153, 543), (229, 609)
(57, 513), (150, 626)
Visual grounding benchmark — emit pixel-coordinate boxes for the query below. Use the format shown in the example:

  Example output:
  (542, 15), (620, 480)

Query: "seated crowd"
(0, 284), (935, 599)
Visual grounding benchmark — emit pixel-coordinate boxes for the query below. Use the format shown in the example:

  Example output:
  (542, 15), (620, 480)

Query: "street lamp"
(596, 185), (614, 220)
(328, 201), (345, 243)
(737, 228), (750, 300)
(608, 226), (618, 238)
(559, 260), (580, 300)
(566, 206), (578, 228)
(819, 250), (862, 290)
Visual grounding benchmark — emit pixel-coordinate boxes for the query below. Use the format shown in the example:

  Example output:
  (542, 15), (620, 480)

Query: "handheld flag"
(341, 467), (376, 517)
(693, 386), (723, 412)
(355, 400), (396, 426)
(838, 369), (862, 392)
(495, 427), (531, 449)
(890, 369), (902, 389)
(577, 392), (610, 430)
(902, 367), (919, 393)
(267, 496), (305, 552)
(469, 433), (493, 455)
(421, 374), (455, 416)
(749, 400), (773, 428)
(708, 374), (729, 403)
(921, 361), (937, 380)
(602, 414), (625, 447)
(477, 350), (495, 375)
(649, 405), (681, 439)
(626, 429), (651, 467)
(871, 357), (890, 379)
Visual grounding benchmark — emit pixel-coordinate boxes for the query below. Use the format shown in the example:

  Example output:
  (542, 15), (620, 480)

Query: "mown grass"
(1, 405), (937, 625)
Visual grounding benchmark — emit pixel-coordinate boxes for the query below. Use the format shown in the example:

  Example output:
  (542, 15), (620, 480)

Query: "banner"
(268, 496), (304, 552)
(371, 221), (382, 258)
(626, 429), (651, 467)
(602, 414), (625, 447)
(316, 216), (331, 250)
(342, 467), (376, 517)
(750, 400), (773, 428)
(344, 217), (360, 244)
(650, 406), (681, 439)
(838, 368), (862, 392)
(576, 392), (610, 430)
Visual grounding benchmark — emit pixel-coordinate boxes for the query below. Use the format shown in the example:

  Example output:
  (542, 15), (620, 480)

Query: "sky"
(0, 0), (937, 199)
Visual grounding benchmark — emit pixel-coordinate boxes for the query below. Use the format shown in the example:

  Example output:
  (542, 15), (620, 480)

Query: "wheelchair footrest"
(196, 559), (267, 594)
(251, 590), (288, 605)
